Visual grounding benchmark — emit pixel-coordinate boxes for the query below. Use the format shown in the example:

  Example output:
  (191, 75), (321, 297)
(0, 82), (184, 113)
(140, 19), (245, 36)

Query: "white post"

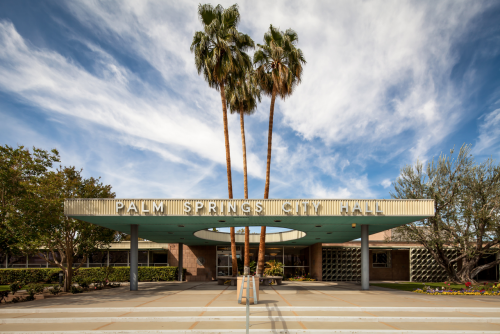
(361, 225), (369, 290)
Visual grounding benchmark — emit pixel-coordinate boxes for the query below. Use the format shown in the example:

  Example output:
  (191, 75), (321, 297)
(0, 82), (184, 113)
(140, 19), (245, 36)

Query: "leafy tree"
(392, 145), (500, 283)
(254, 25), (306, 275)
(0, 145), (60, 262)
(191, 3), (254, 277)
(21, 166), (118, 291)
(226, 68), (261, 275)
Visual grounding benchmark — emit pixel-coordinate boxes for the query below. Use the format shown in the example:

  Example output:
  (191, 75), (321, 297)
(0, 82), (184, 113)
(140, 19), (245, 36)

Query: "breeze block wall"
(410, 248), (457, 282)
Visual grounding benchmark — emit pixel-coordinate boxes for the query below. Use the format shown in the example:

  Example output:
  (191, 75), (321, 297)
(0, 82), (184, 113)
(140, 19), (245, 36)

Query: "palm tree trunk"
(240, 107), (250, 275)
(230, 226), (237, 276)
(220, 83), (238, 277)
(220, 83), (233, 199)
(257, 87), (277, 276)
(263, 87), (277, 199)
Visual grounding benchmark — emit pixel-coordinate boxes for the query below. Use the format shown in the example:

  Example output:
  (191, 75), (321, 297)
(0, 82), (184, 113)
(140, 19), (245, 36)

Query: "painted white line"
(2, 306), (500, 313)
(1, 316), (500, 324)
(0, 330), (498, 334)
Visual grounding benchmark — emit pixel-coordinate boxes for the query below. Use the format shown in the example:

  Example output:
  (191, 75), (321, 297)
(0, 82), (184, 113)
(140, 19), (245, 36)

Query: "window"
(372, 251), (391, 268)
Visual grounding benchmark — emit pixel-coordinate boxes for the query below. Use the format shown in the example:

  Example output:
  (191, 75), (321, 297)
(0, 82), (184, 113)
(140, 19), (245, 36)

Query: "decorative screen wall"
(322, 247), (361, 282)
(410, 248), (457, 282)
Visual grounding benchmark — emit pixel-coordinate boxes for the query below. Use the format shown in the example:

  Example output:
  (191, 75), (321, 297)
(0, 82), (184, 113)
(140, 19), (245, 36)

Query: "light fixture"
(315, 225), (322, 228)
(352, 223), (356, 228)
(178, 225), (185, 227)
(218, 220), (225, 222)
(274, 220), (281, 223)
(326, 232), (332, 234)
(270, 253), (278, 256)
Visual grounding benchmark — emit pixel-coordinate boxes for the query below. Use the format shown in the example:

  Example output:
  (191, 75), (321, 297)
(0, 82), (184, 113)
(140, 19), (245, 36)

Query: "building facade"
(6, 230), (498, 282)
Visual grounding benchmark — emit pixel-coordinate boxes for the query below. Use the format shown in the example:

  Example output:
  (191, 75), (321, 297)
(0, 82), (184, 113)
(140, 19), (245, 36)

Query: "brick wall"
(168, 244), (216, 282)
(370, 249), (410, 281)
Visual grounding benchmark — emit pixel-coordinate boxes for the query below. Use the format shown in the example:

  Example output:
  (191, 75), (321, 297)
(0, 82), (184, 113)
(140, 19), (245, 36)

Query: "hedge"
(0, 268), (60, 284)
(0, 267), (185, 284)
(73, 267), (184, 283)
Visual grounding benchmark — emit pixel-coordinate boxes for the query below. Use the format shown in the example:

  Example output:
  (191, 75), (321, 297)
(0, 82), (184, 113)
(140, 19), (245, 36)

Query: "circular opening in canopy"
(193, 226), (306, 243)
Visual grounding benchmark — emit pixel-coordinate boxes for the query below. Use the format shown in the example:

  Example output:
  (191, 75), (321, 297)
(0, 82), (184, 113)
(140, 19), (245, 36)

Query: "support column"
(361, 224), (369, 290)
(178, 243), (184, 281)
(130, 224), (139, 291)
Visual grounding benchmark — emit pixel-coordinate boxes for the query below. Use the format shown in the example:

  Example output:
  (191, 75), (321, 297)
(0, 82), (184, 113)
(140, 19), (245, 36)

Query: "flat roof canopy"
(64, 199), (434, 246)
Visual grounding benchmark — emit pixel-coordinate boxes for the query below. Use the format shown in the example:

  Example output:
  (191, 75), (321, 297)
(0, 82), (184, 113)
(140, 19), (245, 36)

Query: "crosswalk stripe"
(1, 316), (500, 324)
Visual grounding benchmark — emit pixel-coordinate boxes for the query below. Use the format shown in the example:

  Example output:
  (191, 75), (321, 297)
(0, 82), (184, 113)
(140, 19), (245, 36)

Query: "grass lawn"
(0, 283), (55, 292)
(371, 282), (467, 292)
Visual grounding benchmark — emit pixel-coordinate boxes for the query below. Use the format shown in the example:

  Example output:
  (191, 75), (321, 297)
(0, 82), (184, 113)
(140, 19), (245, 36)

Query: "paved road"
(1, 281), (500, 333)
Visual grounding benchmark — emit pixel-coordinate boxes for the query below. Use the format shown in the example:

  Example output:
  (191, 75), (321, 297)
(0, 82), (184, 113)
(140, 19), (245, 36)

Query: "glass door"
(217, 246), (241, 276)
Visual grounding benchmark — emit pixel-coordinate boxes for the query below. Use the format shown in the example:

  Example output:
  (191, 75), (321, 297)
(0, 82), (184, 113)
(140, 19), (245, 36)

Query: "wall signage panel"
(64, 199), (434, 217)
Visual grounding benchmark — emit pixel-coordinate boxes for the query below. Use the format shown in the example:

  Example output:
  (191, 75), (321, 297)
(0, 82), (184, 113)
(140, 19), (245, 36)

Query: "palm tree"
(190, 4), (254, 277)
(226, 69), (261, 275)
(253, 25), (306, 276)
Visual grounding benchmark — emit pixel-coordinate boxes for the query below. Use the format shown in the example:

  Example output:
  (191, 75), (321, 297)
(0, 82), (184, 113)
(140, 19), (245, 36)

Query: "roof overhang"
(64, 199), (434, 246)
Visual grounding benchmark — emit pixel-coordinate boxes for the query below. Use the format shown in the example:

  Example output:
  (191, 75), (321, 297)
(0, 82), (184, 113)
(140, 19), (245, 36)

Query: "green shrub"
(9, 281), (24, 295)
(73, 267), (183, 283)
(25, 283), (45, 300)
(0, 269), (60, 284)
(1, 267), (184, 284)
(49, 285), (61, 295)
(70, 285), (83, 294)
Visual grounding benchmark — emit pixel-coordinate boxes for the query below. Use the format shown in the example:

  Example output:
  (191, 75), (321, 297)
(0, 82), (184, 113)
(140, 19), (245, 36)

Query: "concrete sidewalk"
(1, 281), (500, 333)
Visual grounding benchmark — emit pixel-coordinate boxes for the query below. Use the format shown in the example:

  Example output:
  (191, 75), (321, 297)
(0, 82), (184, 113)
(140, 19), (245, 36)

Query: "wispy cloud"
(0, 0), (494, 200)
(474, 108), (500, 155)
(0, 20), (263, 176)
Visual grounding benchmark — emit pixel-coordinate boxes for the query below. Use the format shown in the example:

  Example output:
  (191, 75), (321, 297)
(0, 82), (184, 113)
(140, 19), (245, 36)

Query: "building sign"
(64, 199), (435, 217)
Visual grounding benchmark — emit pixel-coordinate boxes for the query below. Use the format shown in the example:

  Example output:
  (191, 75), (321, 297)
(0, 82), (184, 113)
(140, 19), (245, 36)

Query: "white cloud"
(239, 0), (485, 163)
(381, 179), (392, 189)
(0, 0), (492, 200)
(0, 20), (262, 180)
(474, 108), (500, 155)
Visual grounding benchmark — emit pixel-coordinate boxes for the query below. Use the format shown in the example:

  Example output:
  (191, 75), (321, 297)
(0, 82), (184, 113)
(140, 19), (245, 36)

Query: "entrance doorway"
(217, 246), (241, 276)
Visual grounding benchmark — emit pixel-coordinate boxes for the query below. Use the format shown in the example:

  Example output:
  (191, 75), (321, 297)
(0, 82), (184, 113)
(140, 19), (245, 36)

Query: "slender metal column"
(361, 224), (369, 290)
(178, 243), (184, 281)
(130, 224), (139, 291)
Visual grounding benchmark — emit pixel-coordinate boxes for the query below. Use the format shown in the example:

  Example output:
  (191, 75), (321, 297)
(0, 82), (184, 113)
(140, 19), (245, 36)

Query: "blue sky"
(1, 1), (500, 213)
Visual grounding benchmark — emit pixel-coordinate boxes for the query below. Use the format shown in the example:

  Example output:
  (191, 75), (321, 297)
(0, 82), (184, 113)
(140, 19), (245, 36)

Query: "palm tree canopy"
(253, 25), (306, 99)
(225, 69), (261, 116)
(190, 4), (254, 90)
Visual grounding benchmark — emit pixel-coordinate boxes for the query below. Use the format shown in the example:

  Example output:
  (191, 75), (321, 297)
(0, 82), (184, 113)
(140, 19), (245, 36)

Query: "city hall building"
(4, 199), (498, 288)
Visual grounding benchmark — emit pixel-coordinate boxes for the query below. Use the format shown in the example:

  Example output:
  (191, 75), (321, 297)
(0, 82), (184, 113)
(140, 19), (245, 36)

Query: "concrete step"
(1, 330), (500, 334)
(2, 316), (500, 324)
(2, 306), (500, 313)
(1, 307), (500, 333)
